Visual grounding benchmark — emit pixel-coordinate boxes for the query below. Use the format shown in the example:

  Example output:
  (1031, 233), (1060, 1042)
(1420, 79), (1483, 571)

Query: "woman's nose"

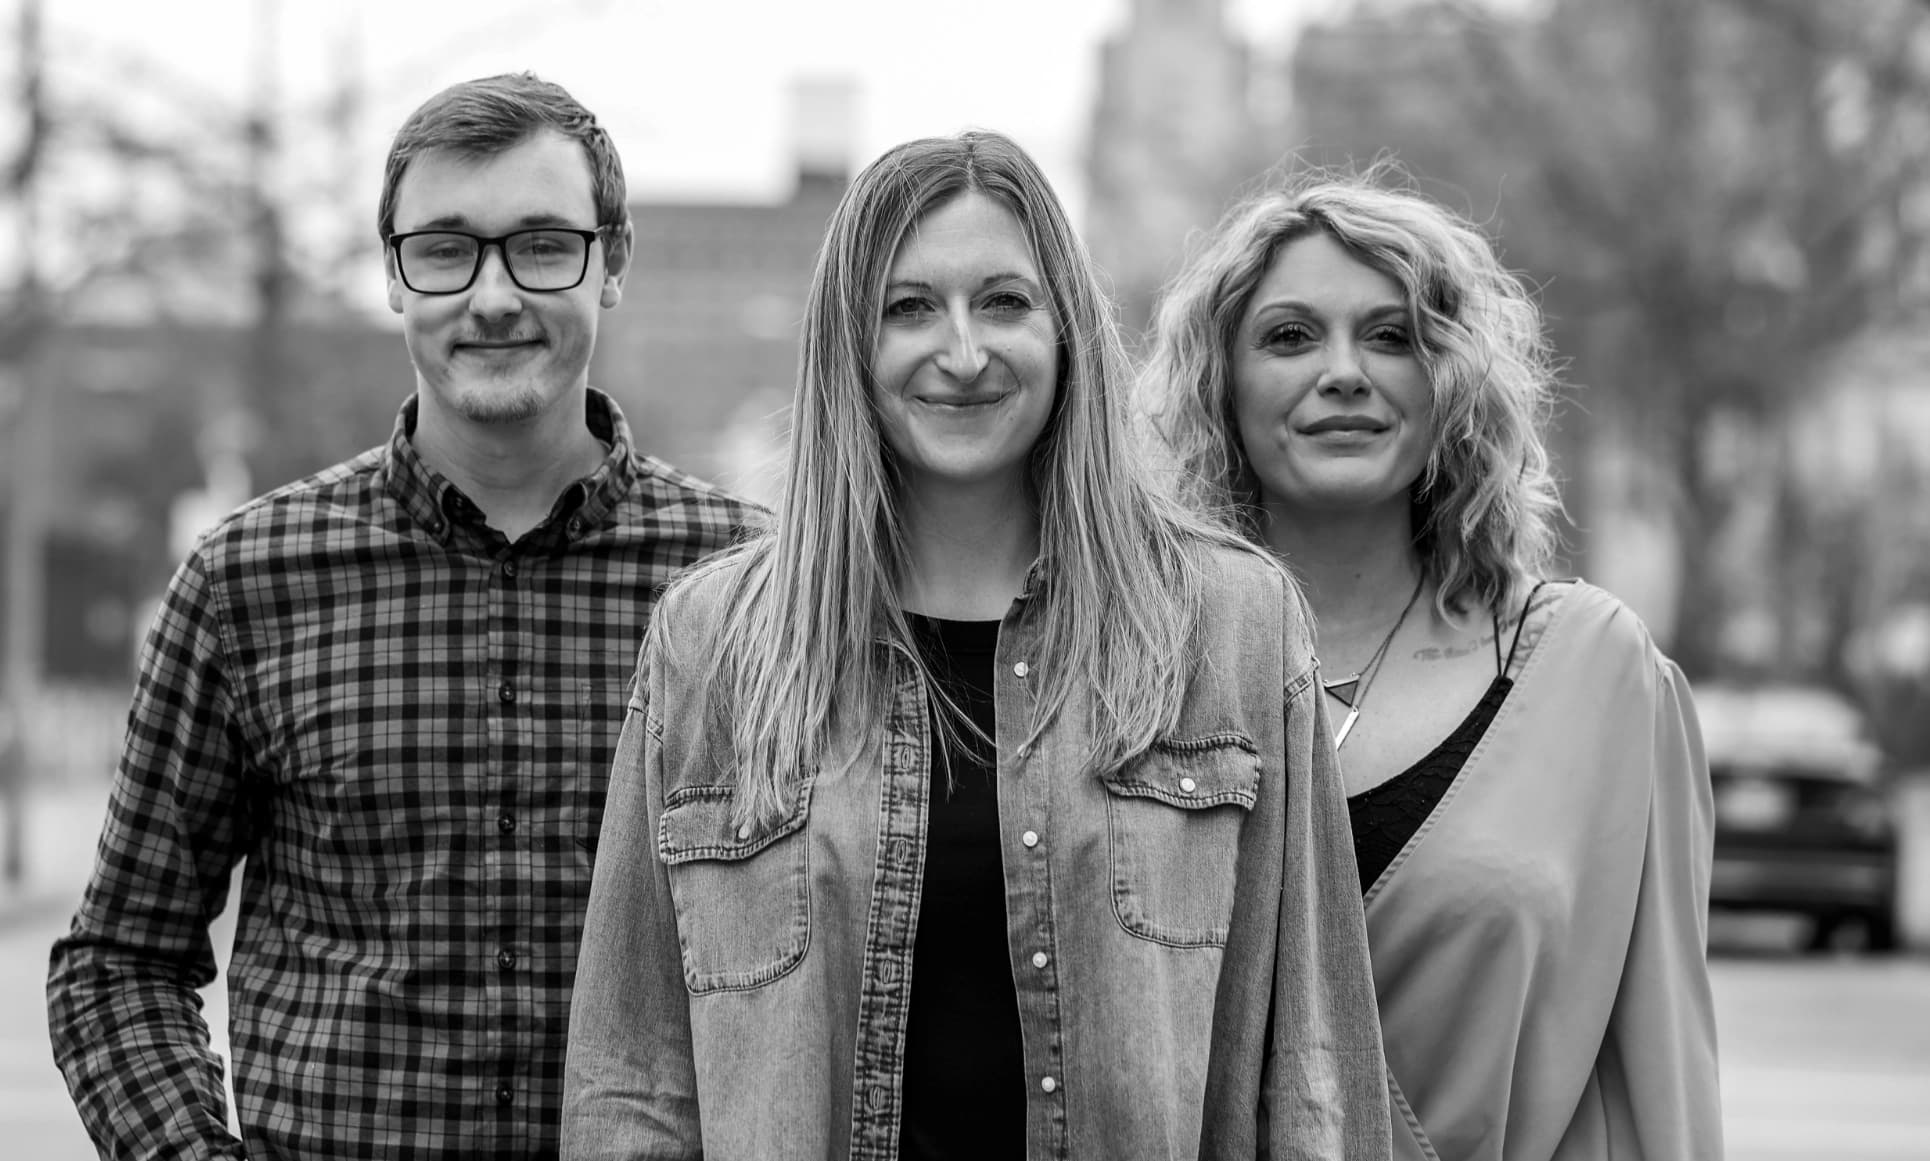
(1316, 342), (1370, 395)
(934, 308), (988, 381)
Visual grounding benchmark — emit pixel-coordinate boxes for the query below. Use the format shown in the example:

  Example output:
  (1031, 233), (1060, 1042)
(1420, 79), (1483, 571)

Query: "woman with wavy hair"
(1143, 172), (1722, 1161)
(562, 132), (1390, 1161)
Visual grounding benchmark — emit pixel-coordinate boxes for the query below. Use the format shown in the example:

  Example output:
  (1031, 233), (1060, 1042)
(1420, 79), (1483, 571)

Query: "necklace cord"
(1321, 573), (1425, 748)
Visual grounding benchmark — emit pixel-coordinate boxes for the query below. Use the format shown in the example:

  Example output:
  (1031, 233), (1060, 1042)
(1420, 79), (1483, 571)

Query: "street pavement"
(1, 783), (1928, 1159)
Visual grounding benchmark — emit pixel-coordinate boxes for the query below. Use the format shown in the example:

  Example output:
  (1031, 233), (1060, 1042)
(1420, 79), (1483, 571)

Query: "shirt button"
(1031, 951), (1048, 969)
(867, 1085), (890, 1111)
(498, 683), (515, 704)
(1012, 660), (1030, 679)
(1179, 776), (1197, 794)
(1015, 743), (1030, 759)
(1021, 830), (1039, 849)
(1040, 1075), (1058, 1094)
(496, 948), (517, 970)
(567, 516), (585, 537)
(495, 1083), (514, 1106)
(736, 824), (753, 841)
(502, 559), (519, 579)
(887, 837), (911, 863)
(497, 813), (516, 834)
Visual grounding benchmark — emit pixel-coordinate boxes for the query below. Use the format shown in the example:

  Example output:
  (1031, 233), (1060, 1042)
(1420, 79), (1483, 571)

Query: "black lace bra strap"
(1503, 579), (1557, 675)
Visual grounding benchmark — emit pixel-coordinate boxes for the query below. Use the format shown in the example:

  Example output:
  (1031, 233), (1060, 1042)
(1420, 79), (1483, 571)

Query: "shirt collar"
(381, 387), (641, 541)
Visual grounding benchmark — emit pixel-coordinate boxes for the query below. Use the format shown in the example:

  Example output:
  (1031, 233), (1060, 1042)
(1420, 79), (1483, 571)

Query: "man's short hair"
(377, 72), (628, 239)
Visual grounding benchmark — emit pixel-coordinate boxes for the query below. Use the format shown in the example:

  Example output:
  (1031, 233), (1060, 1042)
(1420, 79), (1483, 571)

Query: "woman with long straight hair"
(1143, 170), (1721, 1161)
(563, 132), (1390, 1161)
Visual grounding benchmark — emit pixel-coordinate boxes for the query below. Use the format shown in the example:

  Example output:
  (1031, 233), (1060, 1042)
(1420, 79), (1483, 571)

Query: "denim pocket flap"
(1105, 735), (1261, 810)
(659, 785), (809, 864)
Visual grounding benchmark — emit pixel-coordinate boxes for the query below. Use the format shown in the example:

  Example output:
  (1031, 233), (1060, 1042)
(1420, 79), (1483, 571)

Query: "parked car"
(1695, 682), (1903, 950)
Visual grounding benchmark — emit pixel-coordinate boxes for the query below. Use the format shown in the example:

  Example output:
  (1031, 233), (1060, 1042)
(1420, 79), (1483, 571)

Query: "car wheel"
(1866, 909), (1899, 953)
(1804, 913), (1844, 953)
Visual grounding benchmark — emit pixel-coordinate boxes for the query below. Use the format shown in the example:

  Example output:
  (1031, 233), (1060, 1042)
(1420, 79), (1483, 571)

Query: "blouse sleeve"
(1594, 657), (1725, 1157)
(562, 636), (703, 1161)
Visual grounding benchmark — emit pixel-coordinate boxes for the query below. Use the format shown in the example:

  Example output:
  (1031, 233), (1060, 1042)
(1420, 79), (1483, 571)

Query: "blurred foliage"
(1288, 0), (1930, 701)
(1, 3), (398, 682)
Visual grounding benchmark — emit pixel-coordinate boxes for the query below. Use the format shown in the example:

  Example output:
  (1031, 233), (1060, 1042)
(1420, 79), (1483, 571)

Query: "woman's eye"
(883, 296), (933, 321)
(1367, 325), (1413, 351)
(982, 291), (1033, 317)
(1262, 322), (1313, 348)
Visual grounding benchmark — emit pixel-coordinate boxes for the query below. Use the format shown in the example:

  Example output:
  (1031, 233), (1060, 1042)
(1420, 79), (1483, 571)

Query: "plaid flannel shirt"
(48, 389), (760, 1160)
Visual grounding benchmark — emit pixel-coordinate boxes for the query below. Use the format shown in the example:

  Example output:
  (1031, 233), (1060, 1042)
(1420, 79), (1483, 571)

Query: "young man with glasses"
(48, 73), (759, 1159)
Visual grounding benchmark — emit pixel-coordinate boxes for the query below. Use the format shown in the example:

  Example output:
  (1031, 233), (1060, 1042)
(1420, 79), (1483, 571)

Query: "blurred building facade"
(593, 80), (855, 503)
(1085, 0), (1278, 337)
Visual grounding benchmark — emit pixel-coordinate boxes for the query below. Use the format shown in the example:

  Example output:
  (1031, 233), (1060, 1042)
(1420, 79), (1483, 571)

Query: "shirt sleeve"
(1593, 657), (1725, 1157)
(1264, 584), (1393, 1161)
(563, 633), (702, 1160)
(45, 549), (254, 1160)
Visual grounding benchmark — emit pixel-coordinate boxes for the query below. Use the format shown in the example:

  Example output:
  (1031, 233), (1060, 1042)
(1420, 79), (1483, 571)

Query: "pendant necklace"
(1321, 573), (1425, 750)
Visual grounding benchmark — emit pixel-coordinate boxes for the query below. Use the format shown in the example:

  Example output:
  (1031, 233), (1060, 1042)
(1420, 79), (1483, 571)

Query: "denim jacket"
(563, 542), (1391, 1161)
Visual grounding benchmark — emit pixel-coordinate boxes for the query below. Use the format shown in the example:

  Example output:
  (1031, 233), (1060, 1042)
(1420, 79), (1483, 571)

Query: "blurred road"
(1, 785), (1928, 1158)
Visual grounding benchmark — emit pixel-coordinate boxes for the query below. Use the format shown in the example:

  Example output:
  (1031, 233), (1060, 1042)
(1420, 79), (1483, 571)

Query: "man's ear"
(599, 218), (634, 310)
(385, 246), (405, 314)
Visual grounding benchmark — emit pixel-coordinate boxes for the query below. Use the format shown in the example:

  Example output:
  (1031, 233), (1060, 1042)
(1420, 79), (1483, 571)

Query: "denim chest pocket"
(1103, 735), (1260, 948)
(657, 781), (812, 994)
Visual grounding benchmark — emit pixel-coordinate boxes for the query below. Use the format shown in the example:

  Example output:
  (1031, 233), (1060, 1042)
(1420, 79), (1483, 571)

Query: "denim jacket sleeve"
(563, 636), (703, 1161)
(1262, 586), (1393, 1161)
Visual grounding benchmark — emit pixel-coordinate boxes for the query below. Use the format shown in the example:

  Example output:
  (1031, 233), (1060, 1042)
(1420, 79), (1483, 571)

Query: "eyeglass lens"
(396, 230), (592, 293)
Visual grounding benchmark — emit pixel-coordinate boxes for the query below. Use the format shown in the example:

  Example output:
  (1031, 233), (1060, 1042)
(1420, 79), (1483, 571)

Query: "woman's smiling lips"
(1299, 414), (1388, 435)
(914, 390), (1009, 411)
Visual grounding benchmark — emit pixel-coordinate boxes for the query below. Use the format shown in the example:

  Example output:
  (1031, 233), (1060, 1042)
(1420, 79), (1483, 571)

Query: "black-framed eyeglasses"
(388, 226), (610, 294)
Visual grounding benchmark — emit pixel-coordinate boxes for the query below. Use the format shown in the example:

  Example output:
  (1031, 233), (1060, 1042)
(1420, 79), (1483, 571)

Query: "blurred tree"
(1290, 0), (1930, 680)
(0, 0), (395, 874)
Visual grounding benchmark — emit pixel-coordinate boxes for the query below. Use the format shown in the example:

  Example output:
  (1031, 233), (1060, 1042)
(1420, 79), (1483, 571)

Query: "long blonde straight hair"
(664, 130), (1247, 831)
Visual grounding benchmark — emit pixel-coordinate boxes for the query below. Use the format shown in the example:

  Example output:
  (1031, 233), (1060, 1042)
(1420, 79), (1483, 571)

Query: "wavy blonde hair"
(1142, 167), (1563, 620)
(665, 130), (1249, 831)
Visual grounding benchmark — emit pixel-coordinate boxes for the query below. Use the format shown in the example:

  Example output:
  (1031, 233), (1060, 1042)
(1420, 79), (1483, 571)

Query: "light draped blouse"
(1362, 581), (1723, 1161)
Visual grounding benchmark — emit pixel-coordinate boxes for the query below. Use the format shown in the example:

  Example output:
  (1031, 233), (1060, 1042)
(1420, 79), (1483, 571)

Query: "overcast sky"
(40, 0), (1338, 214)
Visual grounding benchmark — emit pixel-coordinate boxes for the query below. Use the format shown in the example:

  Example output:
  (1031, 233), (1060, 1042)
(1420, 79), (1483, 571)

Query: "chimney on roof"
(790, 76), (857, 191)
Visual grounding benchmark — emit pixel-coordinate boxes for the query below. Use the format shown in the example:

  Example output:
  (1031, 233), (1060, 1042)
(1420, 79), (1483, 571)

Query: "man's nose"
(467, 244), (524, 319)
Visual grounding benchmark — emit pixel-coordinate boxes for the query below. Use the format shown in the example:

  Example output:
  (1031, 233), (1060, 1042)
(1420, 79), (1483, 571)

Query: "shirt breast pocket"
(657, 781), (813, 995)
(1102, 735), (1260, 948)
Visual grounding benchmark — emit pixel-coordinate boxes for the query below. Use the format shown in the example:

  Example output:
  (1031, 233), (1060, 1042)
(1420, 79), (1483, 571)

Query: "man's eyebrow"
(402, 212), (590, 232)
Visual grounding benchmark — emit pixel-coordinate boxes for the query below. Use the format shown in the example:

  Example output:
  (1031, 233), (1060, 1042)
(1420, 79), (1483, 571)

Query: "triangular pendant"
(1322, 674), (1360, 708)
